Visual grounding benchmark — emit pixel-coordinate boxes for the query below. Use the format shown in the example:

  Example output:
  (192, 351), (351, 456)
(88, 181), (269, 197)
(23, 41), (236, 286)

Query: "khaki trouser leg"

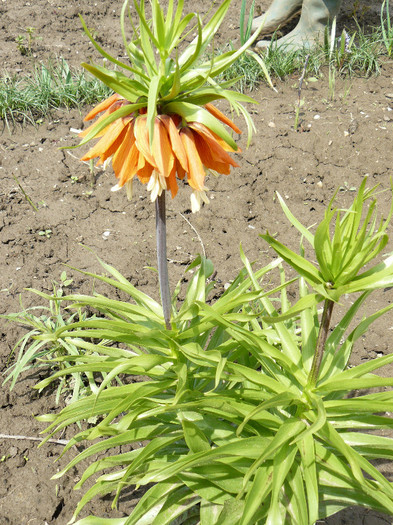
(252, 0), (303, 35)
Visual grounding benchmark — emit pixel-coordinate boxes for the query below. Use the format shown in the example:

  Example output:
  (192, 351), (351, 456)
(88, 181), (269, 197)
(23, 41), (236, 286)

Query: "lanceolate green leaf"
(147, 74), (161, 145)
(266, 444), (298, 525)
(68, 103), (144, 148)
(79, 14), (134, 73)
(163, 101), (239, 150)
(276, 193), (315, 247)
(297, 435), (318, 524)
(261, 293), (322, 323)
(82, 63), (148, 101)
(74, 518), (127, 525)
(261, 233), (323, 288)
(178, 0), (232, 69)
(239, 464), (273, 525)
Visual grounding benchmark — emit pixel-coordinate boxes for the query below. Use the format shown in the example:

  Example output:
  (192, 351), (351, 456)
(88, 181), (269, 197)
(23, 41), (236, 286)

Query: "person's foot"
(251, 0), (302, 35)
(255, 25), (322, 51)
(255, 0), (341, 51)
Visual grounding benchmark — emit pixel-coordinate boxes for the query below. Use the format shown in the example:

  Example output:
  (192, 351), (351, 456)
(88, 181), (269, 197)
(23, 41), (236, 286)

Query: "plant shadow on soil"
(1, 0), (393, 523)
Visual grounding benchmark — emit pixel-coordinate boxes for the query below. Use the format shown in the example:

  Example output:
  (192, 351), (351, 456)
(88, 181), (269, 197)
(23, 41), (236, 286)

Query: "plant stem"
(308, 299), (334, 387)
(155, 192), (172, 330)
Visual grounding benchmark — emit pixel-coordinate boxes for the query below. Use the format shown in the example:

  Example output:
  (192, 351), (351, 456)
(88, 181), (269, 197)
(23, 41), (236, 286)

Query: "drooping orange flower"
(80, 94), (241, 212)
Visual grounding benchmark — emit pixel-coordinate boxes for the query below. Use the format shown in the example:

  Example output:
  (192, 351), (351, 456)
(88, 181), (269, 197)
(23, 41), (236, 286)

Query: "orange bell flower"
(80, 95), (241, 212)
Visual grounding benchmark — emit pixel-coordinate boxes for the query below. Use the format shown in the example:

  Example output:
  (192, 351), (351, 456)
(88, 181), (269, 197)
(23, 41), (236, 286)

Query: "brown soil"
(1, 1), (393, 524)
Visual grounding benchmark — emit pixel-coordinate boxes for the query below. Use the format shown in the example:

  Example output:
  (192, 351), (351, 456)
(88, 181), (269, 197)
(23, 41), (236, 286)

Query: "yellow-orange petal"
(111, 122), (139, 185)
(137, 161), (154, 184)
(152, 118), (174, 179)
(205, 103), (242, 135)
(192, 132), (231, 175)
(137, 148), (146, 171)
(79, 99), (126, 138)
(160, 115), (189, 173)
(119, 142), (140, 186)
(189, 122), (239, 168)
(180, 128), (205, 191)
(134, 116), (157, 169)
(176, 158), (186, 180)
(84, 93), (121, 122)
(166, 163), (178, 199)
(80, 118), (128, 164)
(189, 121), (239, 153)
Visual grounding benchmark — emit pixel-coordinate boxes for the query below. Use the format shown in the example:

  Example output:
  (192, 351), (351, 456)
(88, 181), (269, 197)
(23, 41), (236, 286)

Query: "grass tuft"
(0, 59), (111, 127)
(1, 0), (393, 125)
(222, 6), (393, 92)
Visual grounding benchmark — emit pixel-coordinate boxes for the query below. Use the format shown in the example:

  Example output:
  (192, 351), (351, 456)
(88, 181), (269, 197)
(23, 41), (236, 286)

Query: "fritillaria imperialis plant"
(6, 0), (393, 524)
(73, 0), (268, 329)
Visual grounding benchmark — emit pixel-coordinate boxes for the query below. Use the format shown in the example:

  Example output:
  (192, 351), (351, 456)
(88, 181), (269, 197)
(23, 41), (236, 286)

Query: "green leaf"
(266, 444), (297, 525)
(82, 63), (147, 101)
(150, 487), (199, 525)
(163, 101), (238, 150)
(178, 0), (232, 69)
(147, 74), (161, 145)
(319, 290), (371, 380)
(276, 193), (315, 247)
(126, 481), (182, 525)
(200, 499), (223, 525)
(215, 499), (246, 525)
(262, 293), (321, 323)
(79, 13), (134, 73)
(297, 435), (318, 524)
(237, 392), (299, 436)
(241, 419), (306, 495)
(261, 233), (324, 288)
(239, 464), (273, 525)
(74, 517), (127, 525)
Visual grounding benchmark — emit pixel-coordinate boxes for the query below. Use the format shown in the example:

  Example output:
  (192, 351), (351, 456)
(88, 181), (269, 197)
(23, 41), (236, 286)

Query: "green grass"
(222, 3), (393, 91)
(1, 0), (393, 125)
(0, 59), (111, 126)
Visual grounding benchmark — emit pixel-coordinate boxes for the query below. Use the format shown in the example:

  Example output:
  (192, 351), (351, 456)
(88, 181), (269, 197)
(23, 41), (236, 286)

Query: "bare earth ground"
(1, 0), (393, 523)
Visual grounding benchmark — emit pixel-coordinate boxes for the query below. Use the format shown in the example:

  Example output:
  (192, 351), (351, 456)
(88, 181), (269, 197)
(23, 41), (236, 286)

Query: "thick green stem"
(308, 299), (334, 387)
(155, 192), (172, 330)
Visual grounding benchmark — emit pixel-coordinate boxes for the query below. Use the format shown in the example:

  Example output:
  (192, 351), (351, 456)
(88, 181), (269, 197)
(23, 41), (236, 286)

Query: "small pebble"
(9, 447), (18, 458)
(268, 121), (276, 128)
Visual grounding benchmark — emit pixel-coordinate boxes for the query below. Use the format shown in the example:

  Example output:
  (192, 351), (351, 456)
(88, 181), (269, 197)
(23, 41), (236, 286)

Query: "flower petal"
(180, 128), (206, 191)
(189, 122), (240, 168)
(84, 93), (122, 122)
(205, 103), (242, 134)
(159, 115), (189, 173)
(192, 132), (231, 175)
(176, 158), (186, 180)
(134, 116), (157, 168)
(80, 118), (128, 164)
(152, 118), (174, 179)
(137, 160), (154, 184)
(166, 163), (178, 199)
